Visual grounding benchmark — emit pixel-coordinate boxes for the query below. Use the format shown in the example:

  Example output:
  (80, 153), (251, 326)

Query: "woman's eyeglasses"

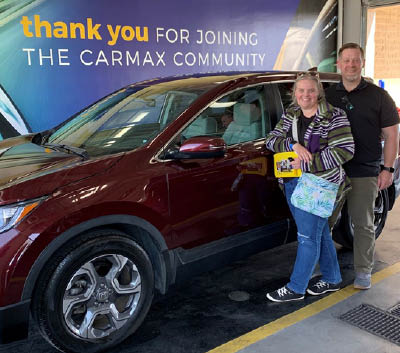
(341, 95), (354, 110)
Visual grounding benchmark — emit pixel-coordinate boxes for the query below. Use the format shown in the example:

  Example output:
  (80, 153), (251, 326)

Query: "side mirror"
(169, 136), (226, 159)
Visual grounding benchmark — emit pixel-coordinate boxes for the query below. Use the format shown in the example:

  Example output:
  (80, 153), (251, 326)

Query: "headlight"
(0, 199), (43, 233)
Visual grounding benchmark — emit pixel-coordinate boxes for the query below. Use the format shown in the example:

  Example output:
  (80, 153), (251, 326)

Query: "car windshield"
(48, 80), (215, 157)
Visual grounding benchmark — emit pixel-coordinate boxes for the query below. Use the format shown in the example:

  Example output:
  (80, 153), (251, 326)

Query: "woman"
(265, 73), (355, 302)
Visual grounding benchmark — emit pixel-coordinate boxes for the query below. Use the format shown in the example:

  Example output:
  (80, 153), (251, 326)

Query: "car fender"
(22, 214), (174, 302)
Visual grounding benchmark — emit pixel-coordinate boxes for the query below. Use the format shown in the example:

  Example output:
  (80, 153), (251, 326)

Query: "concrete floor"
(212, 264), (400, 353)
(2, 201), (400, 353)
(223, 200), (400, 353)
(233, 271), (400, 353)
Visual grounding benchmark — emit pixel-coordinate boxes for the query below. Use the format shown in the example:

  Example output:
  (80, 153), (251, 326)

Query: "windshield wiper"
(44, 143), (89, 160)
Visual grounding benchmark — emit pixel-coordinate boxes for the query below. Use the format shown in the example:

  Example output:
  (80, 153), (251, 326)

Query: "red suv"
(0, 72), (398, 352)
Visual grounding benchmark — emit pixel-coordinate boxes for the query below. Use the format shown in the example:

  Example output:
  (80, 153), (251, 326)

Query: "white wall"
(340, 0), (400, 107)
(342, 0), (363, 45)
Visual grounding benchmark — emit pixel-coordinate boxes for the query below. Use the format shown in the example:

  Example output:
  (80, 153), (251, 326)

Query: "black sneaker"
(306, 279), (341, 296)
(266, 286), (304, 302)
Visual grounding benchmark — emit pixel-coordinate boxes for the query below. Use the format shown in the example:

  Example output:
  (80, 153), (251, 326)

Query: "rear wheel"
(333, 188), (389, 249)
(32, 230), (154, 353)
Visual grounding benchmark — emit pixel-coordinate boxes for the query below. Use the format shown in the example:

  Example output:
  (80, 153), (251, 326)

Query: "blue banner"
(0, 0), (337, 138)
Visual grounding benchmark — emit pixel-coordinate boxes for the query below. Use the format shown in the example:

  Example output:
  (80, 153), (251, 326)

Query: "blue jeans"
(284, 178), (342, 294)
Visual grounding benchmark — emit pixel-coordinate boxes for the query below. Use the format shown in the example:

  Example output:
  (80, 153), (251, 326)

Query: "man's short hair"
(338, 43), (365, 60)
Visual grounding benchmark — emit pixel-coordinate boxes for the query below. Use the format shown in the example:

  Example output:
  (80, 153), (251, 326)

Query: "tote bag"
(289, 114), (340, 218)
(290, 172), (339, 218)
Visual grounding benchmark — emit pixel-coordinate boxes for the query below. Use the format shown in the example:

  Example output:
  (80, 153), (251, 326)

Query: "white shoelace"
(277, 286), (291, 296)
(315, 280), (328, 289)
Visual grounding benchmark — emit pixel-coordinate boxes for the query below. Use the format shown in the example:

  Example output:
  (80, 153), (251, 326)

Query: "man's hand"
(378, 170), (393, 190)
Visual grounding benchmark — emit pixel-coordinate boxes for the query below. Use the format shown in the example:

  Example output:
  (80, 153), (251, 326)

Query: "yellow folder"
(273, 152), (302, 178)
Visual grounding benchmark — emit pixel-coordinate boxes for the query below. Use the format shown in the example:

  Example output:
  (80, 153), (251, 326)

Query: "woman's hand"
(290, 158), (302, 169)
(292, 143), (312, 164)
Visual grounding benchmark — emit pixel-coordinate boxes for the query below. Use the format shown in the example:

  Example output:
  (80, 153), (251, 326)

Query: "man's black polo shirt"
(325, 78), (399, 177)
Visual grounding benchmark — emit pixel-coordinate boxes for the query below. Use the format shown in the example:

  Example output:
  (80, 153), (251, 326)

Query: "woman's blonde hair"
(291, 72), (325, 106)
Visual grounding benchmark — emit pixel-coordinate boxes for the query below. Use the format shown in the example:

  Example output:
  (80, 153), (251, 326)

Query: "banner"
(0, 0), (337, 139)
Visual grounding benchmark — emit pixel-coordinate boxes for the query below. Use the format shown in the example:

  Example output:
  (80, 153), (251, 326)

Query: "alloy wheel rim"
(62, 253), (141, 339)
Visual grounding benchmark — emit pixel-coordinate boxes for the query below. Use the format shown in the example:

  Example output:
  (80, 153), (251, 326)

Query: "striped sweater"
(266, 99), (355, 196)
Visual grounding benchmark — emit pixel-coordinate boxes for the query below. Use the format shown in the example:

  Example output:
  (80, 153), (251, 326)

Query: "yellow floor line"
(207, 261), (400, 353)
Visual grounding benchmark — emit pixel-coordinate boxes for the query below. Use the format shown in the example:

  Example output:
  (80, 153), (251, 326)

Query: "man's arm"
(378, 124), (399, 190)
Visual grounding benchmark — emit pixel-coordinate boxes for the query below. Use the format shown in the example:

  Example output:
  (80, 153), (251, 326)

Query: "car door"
(162, 84), (289, 250)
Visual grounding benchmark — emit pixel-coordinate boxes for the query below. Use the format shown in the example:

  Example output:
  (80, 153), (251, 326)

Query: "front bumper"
(0, 300), (30, 344)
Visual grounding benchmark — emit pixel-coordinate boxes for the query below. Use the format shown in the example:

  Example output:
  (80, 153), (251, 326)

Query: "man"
(326, 43), (399, 290)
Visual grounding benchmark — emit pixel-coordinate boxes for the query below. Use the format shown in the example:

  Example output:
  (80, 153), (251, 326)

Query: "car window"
(48, 83), (214, 157)
(181, 85), (271, 146)
(160, 91), (198, 127)
(276, 82), (294, 112)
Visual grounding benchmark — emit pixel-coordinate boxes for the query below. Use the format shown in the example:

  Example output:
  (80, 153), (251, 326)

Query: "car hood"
(0, 142), (120, 204)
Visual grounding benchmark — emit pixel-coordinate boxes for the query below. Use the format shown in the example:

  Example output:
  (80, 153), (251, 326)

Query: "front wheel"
(32, 230), (154, 353)
(333, 188), (389, 249)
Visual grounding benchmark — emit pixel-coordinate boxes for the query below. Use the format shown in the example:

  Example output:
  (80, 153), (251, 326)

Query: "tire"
(32, 229), (154, 353)
(333, 188), (389, 249)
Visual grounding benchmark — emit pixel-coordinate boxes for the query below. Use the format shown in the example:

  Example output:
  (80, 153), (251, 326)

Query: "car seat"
(222, 103), (262, 144)
(182, 114), (217, 139)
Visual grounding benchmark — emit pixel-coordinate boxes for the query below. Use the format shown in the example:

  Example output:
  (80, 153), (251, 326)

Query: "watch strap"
(381, 165), (395, 173)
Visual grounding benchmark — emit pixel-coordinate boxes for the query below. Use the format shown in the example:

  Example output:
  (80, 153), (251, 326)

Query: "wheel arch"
(22, 215), (176, 302)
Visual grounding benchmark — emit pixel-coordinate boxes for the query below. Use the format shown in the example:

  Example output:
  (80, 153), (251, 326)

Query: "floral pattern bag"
(290, 172), (339, 218)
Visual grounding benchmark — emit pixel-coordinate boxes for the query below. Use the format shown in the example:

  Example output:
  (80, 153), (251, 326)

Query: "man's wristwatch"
(381, 165), (395, 173)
